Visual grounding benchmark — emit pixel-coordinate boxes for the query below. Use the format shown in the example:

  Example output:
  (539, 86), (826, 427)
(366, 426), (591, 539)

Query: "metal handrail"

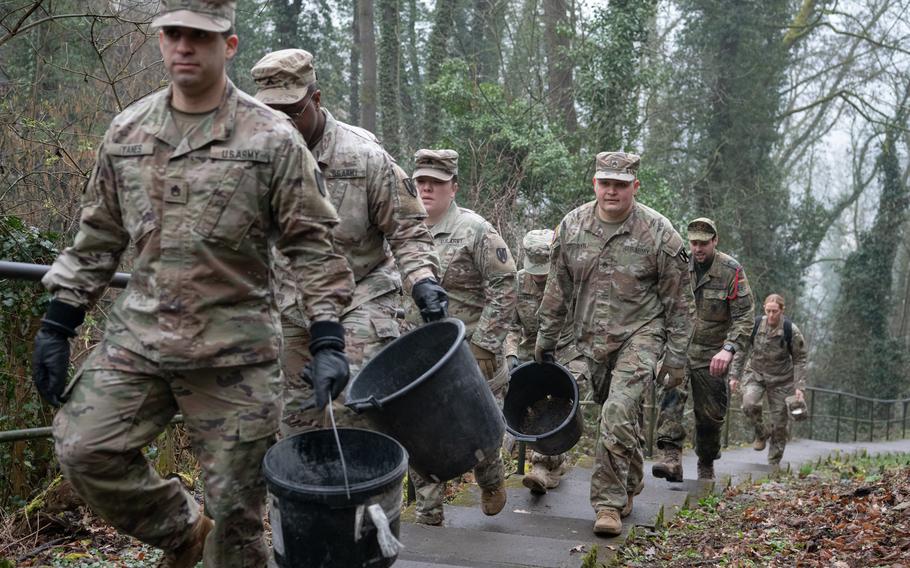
(0, 260), (131, 288)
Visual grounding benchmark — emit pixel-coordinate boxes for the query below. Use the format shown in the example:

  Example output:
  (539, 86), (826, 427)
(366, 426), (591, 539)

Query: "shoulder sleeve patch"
(660, 229), (684, 257)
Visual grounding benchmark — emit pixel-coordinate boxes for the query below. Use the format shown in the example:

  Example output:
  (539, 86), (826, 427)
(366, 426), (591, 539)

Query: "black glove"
(302, 321), (350, 410)
(411, 278), (449, 322)
(534, 345), (555, 364)
(32, 300), (85, 407)
(507, 355), (520, 371)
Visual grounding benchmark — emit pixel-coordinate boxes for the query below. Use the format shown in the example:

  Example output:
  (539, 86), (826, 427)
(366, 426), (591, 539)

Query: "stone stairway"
(392, 438), (910, 567)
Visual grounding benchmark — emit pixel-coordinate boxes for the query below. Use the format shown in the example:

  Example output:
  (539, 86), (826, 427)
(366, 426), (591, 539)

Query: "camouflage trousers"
(656, 366), (729, 463)
(587, 327), (660, 512)
(53, 342), (280, 567)
(742, 373), (794, 465)
(529, 353), (589, 473)
(279, 291), (402, 436)
(411, 348), (506, 524)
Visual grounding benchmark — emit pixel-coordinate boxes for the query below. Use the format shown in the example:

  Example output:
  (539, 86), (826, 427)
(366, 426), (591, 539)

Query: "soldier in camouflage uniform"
(407, 148), (517, 526)
(535, 152), (693, 536)
(30, 3), (355, 567)
(730, 293), (808, 468)
(653, 218), (755, 482)
(504, 229), (587, 494)
(250, 49), (445, 434)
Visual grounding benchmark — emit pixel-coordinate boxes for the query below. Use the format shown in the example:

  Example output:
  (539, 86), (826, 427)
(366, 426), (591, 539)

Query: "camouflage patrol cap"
(251, 49), (317, 105)
(522, 229), (554, 276)
(594, 151), (640, 182)
(413, 149), (459, 181)
(151, 0), (235, 33)
(687, 217), (718, 241)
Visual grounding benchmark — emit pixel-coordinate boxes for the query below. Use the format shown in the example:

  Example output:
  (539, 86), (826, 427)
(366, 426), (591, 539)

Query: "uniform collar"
(313, 108), (338, 169)
(430, 200), (461, 237)
(582, 201), (637, 240)
(143, 79), (238, 158)
(689, 253), (717, 290)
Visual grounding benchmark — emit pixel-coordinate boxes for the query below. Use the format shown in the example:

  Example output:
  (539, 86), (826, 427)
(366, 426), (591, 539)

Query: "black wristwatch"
(722, 343), (735, 353)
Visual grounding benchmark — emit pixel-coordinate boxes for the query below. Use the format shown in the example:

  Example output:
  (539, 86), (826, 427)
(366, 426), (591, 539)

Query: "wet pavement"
(394, 438), (910, 567)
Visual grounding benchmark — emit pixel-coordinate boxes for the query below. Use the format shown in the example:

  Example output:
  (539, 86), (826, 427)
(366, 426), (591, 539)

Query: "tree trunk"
(378, 0), (401, 158)
(350, 0), (361, 126)
(422, 0), (457, 145)
(359, 0), (378, 134)
(543, 0), (576, 134)
(273, 0), (303, 49)
(471, 0), (502, 83)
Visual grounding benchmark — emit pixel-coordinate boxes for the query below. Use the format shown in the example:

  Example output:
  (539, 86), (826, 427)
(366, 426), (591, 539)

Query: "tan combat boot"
(522, 464), (551, 495)
(697, 460), (714, 480)
(593, 508), (622, 536)
(157, 512), (214, 568)
(652, 447), (684, 482)
(481, 482), (507, 516)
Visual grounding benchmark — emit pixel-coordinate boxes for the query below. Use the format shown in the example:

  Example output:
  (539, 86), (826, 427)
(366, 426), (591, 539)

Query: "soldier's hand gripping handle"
(412, 278), (449, 322)
(534, 345), (555, 364)
(32, 300), (85, 407)
(302, 321), (350, 410)
(657, 361), (686, 390)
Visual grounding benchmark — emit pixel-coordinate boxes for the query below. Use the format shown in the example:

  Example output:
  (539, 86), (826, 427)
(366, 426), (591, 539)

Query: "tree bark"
(273, 0), (303, 49)
(378, 0), (401, 157)
(543, 0), (576, 133)
(422, 0), (457, 145)
(358, 0), (378, 133)
(350, 0), (361, 126)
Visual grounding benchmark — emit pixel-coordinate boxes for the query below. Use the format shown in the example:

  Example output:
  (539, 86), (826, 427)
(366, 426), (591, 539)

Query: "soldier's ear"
(224, 34), (239, 60)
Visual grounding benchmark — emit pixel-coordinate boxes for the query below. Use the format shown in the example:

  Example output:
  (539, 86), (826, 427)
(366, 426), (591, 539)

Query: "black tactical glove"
(507, 355), (520, 371)
(411, 278), (449, 322)
(32, 300), (85, 407)
(302, 321), (350, 410)
(534, 345), (555, 364)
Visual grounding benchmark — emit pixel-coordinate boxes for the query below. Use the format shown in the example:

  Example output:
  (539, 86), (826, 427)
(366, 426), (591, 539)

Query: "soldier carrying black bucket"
(534, 152), (694, 537)
(29, 1), (355, 566)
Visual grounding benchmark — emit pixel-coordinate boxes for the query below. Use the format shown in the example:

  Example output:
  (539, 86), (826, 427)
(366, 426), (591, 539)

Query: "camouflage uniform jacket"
(687, 250), (755, 368)
(42, 81), (354, 369)
(731, 316), (808, 390)
(536, 201), (693, 367)
(428, 201), (517, 352)
(504, 269), (574, 361)
(275, 109), (438, 327)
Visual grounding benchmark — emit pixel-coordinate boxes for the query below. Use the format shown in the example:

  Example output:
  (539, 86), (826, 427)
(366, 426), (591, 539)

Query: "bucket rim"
(346, 318), (467, 410)
(263, 428), (409, 498)
(503, 360), (580, 442)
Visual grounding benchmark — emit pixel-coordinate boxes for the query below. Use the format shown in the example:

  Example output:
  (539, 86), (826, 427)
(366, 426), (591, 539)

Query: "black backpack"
(751, 315), (792, 353)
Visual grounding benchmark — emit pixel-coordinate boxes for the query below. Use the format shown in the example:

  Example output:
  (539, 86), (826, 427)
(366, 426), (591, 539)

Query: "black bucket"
(346, 318), (505, 482)
(263, 428), (408, 568)
(502, 361), (583, 455)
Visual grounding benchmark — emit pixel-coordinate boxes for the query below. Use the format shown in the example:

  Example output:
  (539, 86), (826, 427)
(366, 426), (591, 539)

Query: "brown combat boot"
(157, 512), (214, 568)
(697, 460), (715, 480)
(481, 482), (507, 516)
(522, 464), (551, 495)
(593, 508), (622, 536)
(652, 446), (684, 482)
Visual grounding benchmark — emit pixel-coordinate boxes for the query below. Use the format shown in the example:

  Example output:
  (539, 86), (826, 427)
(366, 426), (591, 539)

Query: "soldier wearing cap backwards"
(730, 293), (808, 469)
(504, 229), (588, 495)
(250, 49), (445, 433)
(535, 151), (693, 536)
(408, 148), (517, 526)
(652, 218), (755, 483)
(29, 2), (355, 566)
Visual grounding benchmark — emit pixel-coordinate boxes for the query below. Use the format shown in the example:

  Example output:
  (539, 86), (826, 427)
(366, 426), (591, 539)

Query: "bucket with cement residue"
(503, 361), (583, 455)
